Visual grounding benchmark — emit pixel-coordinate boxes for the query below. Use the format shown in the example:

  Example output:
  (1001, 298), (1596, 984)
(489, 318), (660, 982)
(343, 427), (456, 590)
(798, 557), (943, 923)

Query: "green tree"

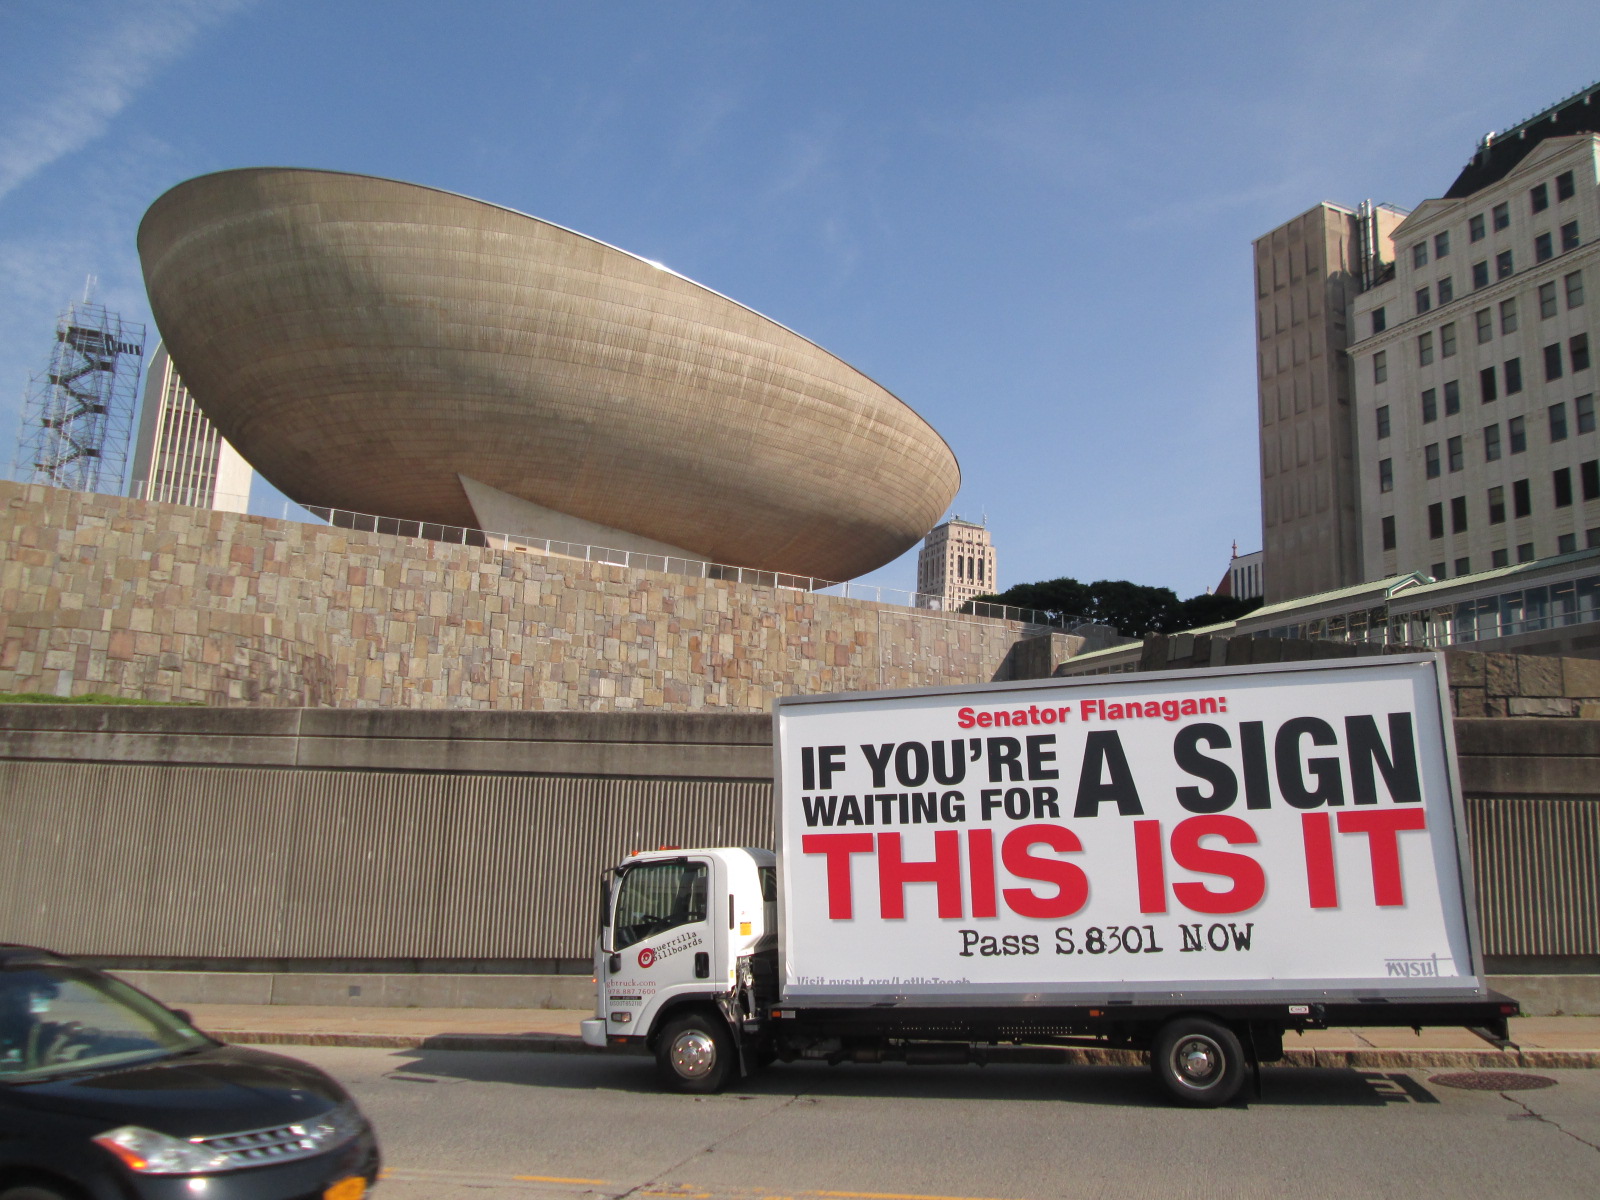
(967, 576), (1262, 636)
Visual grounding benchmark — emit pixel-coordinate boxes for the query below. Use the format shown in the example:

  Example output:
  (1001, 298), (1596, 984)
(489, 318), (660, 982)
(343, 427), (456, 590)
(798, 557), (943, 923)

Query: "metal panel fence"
(1465, 796), (1600, 957)
(0, 760), (770, 963)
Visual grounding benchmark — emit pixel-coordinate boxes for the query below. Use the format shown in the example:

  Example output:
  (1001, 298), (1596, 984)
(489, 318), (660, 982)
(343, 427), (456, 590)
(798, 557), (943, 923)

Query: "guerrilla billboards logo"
(638, 928), (704, 969)
(1386, 953), (1449, 977)
(788, 690), (1438, 971)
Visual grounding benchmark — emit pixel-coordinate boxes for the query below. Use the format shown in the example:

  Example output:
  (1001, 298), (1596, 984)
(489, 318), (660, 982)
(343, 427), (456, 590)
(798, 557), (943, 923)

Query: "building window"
(1493, 202), (1510, 231)
(1435, 230), (1451, 258)
(1484, 424), (1502, 461)
(1440, 322), (1457, 357)
(1454, 557), (1471, 576)
(1572, 334), (1591, 372)
(1488, 485), (1506, 524)
(1469, 213), (1486, 242)
(1472, 260), (1489, 289)
(1500, 296), (1518, 333)
(1437, 277), (1454, 305)
(1577, 394), (1595, 434)
(1559, 533), (1577, 554)
(1412, 242), (1428, 268)
(1421, 387), (1438, 422)
(1381, 515), (1396, 550)
(1418, 332), (1433, 365)
(1568, 270), (1586, 308)
(1536, 231), (1554, 262)
(1476, 308), (1493, 343)
(1480, 365), (1498, 403)
(1505, 357), (1523, 394)
(1497, 250), (1514, 279)
(1532, 182), (1550, 213)
(1415, 287), (1431, 315)
(1376, 405), (1390, 439)
(1562, 220), (1580, 252)
(1444, 379), (1461, 415)
(1540, 281), (1558, 318)
(1373, 350), (1387, 383)
(1448, 435), (1464, 473)
(1517, 542), (1535, 563)
(1379, 458), (1393, 493)
(1554, 467), (1573, 507)
(1509, 415), (1527, 454)
(1372, 307), (1387, 334)
(1425, 443), (1441, 478)
(1451, 495), (1468, 533)
(1551, 402), (1569, 442)
(1431, 562), (1447, 579)
(1492, 548), (1509, 568)
(1546, 342), (1565, 381)
(1428, 502), (1444, 539)
(1513, 478), (1531, 518)
(1583, 459), (1600, 501)
(1557, 170), (1576, 201)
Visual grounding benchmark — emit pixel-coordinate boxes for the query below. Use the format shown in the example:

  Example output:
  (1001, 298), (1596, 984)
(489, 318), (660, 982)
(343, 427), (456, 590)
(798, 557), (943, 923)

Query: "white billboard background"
(776, 658), (1479, 1000)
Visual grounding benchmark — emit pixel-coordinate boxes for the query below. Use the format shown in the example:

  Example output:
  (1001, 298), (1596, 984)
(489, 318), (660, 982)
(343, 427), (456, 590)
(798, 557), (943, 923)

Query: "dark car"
(0, 946), (379, 1200)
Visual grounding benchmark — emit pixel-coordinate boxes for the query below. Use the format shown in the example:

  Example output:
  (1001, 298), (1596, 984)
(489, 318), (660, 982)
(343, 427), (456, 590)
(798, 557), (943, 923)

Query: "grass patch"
(0, 692), (201, 706)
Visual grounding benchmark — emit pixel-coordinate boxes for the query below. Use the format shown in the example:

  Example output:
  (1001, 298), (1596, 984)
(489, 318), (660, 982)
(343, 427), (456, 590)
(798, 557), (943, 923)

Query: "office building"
(917, 517), (996, 609)
(128, 342), (252, 512)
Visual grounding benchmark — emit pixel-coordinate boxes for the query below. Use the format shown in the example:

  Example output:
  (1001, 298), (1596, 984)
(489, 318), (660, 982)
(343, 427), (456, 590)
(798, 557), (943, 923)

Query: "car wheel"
(1, 1184), (78, 1200)
(1151, 1016), (1246, 1107)
(655, 1011), (735, 1093)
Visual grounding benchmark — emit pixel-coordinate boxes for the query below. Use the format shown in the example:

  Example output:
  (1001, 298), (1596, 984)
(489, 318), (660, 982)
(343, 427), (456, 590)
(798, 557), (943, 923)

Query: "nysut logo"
(637, 947), (656, 969)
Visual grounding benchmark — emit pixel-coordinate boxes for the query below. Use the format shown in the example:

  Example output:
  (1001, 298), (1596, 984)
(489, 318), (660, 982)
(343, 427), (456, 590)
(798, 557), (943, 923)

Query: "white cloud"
(0, 0), (254, 205)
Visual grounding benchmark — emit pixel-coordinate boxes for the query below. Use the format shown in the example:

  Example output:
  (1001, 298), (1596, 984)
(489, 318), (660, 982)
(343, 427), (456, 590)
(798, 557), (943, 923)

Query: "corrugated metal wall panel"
(0, 761), (770, 960)
(1466, 797), (1600, 956)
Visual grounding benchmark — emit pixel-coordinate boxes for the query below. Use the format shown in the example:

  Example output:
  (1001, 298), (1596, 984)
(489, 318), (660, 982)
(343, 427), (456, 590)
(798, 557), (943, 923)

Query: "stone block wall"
(1444, 649), (1600, 719)
(0, 482), (1041, 710)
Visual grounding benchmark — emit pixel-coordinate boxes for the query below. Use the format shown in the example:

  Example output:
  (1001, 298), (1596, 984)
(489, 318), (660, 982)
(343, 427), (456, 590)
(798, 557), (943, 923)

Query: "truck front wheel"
(1151, 1017), (1245, 1107)
(656, 1011), (736, 1093)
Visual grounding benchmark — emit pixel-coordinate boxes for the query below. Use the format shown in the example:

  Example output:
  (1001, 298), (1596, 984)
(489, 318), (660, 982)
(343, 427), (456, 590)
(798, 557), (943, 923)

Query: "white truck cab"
(581, 847), (776, 1090)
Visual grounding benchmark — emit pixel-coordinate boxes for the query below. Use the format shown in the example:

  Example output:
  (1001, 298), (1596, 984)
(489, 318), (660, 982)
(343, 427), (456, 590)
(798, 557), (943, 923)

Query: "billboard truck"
(581, 655), (1519, 1105)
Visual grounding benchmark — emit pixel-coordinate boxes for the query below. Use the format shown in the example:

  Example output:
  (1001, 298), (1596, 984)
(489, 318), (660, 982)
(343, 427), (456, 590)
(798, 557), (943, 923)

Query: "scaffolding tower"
(13, 299), (146, 494)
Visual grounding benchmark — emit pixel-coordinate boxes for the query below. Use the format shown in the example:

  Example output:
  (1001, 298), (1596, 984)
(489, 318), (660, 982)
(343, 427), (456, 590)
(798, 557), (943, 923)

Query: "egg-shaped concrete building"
(137, 169), (959, 581)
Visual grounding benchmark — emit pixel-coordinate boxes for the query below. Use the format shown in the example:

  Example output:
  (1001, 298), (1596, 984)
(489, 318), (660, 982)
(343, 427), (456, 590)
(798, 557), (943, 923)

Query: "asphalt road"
(292, 1045), (1600, 1200)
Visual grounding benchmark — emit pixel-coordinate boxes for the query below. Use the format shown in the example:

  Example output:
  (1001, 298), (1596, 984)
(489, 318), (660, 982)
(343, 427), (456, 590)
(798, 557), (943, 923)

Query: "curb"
(212, 1030), (1600, 1068)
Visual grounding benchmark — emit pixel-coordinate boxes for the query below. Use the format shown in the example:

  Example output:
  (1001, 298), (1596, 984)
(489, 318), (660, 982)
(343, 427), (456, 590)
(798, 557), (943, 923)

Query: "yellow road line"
(810, 1191), (1034, 1200)
(514, 1176), (612, 1186)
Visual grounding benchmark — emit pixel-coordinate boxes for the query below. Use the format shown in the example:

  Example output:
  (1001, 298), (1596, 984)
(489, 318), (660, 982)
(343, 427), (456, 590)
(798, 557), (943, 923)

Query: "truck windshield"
(612, 860), (707, 951)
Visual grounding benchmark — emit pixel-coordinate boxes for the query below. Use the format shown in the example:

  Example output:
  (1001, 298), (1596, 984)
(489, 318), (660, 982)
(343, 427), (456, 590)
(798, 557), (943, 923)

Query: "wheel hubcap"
(671, 1030), (717, 1078)
(1172, 1035), (1222, 1087)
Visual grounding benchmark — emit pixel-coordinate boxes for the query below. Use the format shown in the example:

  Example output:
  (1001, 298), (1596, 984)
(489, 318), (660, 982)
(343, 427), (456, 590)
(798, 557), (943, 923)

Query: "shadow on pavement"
(383, 1047), (1441, 1108)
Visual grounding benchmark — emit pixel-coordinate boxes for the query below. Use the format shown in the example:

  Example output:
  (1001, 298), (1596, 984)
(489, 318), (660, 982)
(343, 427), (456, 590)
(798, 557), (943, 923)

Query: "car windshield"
(0, 965), (210, 1082)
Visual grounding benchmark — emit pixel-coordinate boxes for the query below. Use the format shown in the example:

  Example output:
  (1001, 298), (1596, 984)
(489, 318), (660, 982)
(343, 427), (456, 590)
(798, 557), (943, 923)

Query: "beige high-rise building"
(1350, 129), (1600, 582)
(128, 342), (252, 513)
(1253, 201), (1407, 603)
(917, 517), (996, 609)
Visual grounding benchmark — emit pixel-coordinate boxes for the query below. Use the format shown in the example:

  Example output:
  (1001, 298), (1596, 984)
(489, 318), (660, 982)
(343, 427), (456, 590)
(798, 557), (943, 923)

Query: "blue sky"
(1, 0), (1594, 599)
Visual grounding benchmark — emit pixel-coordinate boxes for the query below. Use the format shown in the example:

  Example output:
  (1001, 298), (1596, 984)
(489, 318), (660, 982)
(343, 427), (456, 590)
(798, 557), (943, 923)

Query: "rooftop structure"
(138, 169), (959, 582)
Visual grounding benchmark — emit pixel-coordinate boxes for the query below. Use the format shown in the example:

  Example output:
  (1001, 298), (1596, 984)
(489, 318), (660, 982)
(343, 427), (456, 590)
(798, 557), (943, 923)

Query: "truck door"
(604, 856), (716, 1036)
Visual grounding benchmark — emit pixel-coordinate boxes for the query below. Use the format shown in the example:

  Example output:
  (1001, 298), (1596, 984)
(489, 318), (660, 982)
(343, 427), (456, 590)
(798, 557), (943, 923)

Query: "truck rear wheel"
(1151, 1016), (1245, 1107)
(656, 1011), (736, 1093)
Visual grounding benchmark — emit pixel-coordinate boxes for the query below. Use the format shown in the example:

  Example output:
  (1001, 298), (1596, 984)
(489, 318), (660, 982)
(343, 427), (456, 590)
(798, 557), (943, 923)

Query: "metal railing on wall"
(291, 504), (1067, 629)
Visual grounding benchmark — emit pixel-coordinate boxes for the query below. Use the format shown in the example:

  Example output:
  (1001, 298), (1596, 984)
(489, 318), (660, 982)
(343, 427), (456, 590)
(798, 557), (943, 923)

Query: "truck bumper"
(580, 1018), (607, 1047)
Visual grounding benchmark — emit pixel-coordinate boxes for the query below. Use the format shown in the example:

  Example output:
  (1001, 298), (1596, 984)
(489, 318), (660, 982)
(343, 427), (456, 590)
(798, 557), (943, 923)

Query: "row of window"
(1371, 271), (1586, 377)
(1405, 397), (1599, 468)
(1411, 463), (1600, 538)
(1411, 226), (1581, 317)
(1378, 335), (1591, 408)
(1426, 539), (1597, 578)
(1410, 169), (1578, 269)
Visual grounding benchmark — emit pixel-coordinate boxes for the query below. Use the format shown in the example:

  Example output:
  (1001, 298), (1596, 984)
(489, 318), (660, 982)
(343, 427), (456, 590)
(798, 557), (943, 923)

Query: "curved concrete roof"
(137, 168), (960, 580)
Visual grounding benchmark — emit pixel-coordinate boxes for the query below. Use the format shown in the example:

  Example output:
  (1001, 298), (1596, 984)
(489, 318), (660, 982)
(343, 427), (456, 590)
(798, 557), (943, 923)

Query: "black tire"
(1, 1185), (76, 1200)
(1151, 1016), (1246, 1107)
(655, 1010), (736, 1093)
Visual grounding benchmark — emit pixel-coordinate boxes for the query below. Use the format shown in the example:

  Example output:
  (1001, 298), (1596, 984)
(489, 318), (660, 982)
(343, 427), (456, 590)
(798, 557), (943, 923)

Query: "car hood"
(9, 1043), (352, 1138)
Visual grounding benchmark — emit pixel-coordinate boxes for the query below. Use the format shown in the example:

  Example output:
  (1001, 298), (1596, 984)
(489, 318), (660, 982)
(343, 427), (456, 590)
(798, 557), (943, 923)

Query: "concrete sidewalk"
(186, 1004), (1600, 1070)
